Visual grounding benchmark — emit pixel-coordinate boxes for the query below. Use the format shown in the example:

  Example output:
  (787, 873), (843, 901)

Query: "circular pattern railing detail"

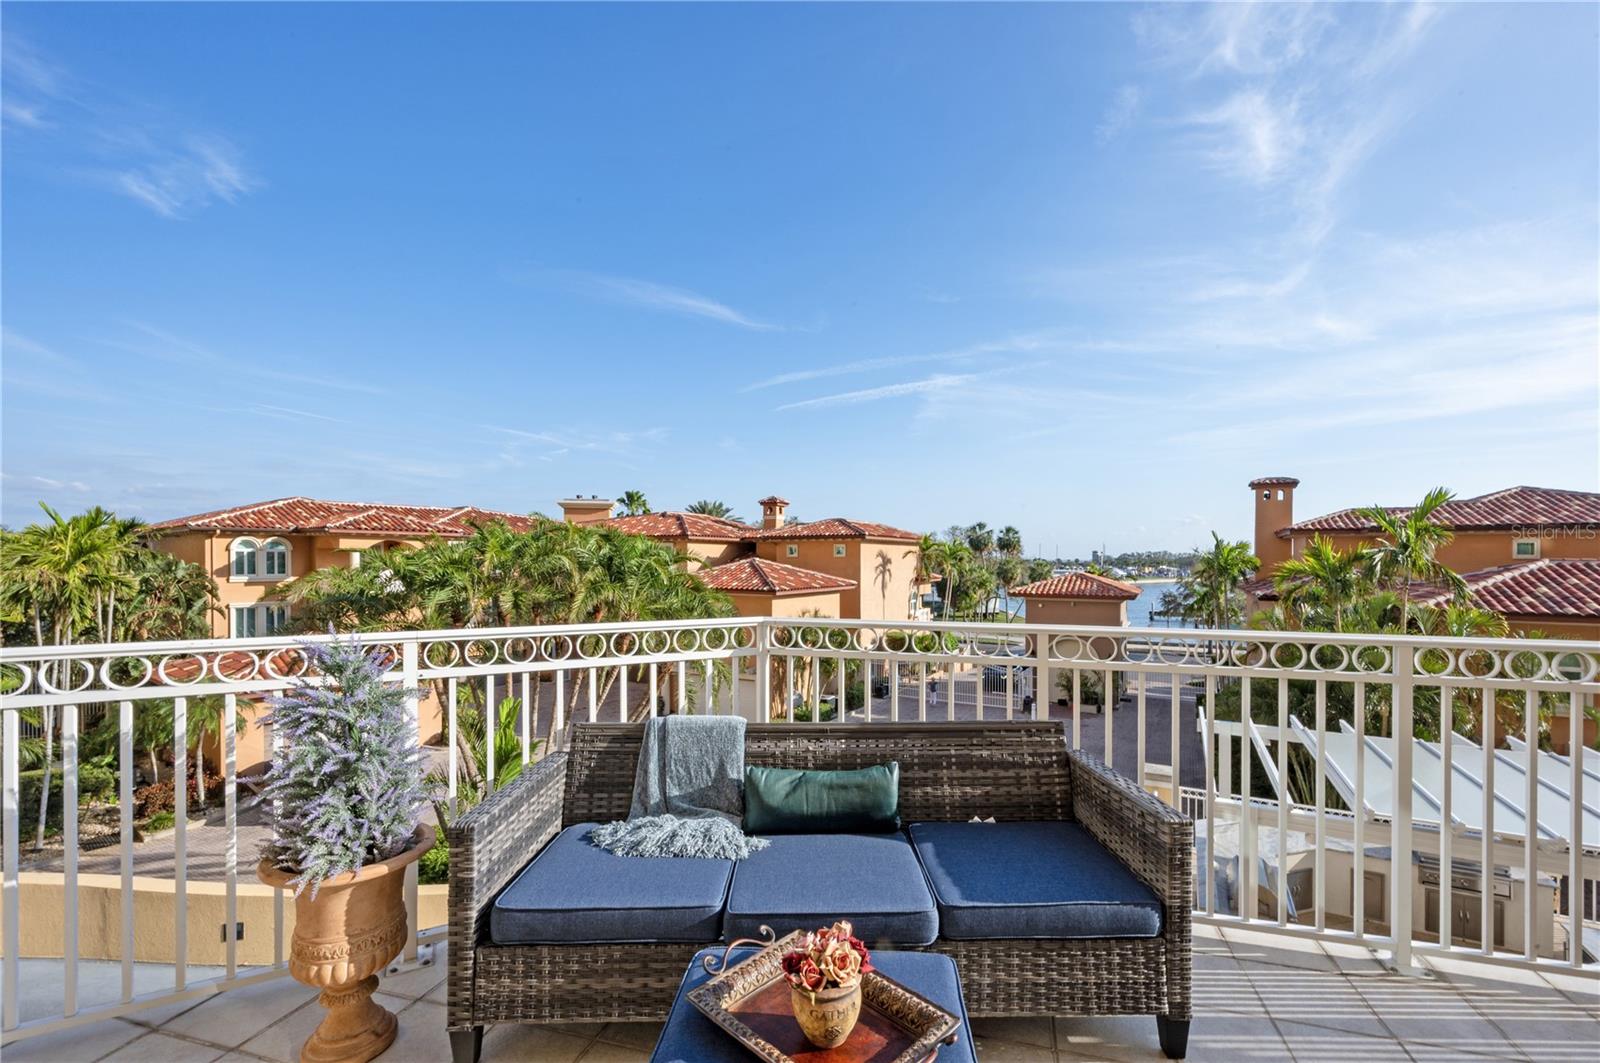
(0, 623), (1595, 702)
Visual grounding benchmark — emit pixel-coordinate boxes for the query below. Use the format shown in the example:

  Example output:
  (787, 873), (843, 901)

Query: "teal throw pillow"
(743, 762), (900, 834)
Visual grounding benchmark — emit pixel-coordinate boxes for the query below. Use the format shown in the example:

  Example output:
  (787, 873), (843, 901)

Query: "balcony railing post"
(401, 638), (421, 962)
(756, 620), (773, 724)
(1390, 641), (1419, 974)
(3, 705), (19, 1031)
(1033, 628), (1049, 723)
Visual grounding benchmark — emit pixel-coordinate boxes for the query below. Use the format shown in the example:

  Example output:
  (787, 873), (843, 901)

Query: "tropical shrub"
(417, 832), (450, 885)
(791, 702), (838, 723)
(133, 781), (175, 819)
(16, 759), (115, 833)
(845, 681), (866, 711)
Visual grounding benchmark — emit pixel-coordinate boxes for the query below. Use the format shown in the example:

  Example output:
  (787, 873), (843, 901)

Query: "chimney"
(758, 495), (790, 531)
(1248, 477), (1298, 577)
(559, 495), (615, 526)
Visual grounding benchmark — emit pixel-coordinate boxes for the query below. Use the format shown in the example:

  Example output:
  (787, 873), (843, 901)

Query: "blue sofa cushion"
(908, 821), (1164, 940)
(723, 832), (939, 946)
(490, 822), (734, 944)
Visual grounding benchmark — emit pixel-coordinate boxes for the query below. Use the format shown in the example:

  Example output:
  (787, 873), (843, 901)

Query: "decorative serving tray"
(687, 928), (961, 1063)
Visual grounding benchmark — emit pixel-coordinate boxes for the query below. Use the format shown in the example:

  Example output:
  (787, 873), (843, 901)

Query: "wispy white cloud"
(2, 329), (78, 365)
(488, 425), (668, 456)
(1, 33), (68, 103)
(2, 33), (259, 217)
(1185, 89), (1305, 184)
(1, 472), (91, 493)
(247, 403), (349, 424)
(114, 136), (256, 218)
(1049, 207), (1599, 455)
(745, 332), (1063, 392)
(1135, 2), (1442, 255)
(776, 373), (980, 412)
(113, 321), (386, 396)
(530, 269), (780, 330)
(1135, 2), (1332, 78)
(2, 100), (47, 130)
(1096, 85), (1143, 144)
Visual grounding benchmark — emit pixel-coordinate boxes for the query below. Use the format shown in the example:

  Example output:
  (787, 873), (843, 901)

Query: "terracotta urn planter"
(257, 827), (434, 1063)
(790, 981), (862, 1049)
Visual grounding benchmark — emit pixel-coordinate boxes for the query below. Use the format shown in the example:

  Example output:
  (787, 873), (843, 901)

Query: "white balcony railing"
(2, 617), (1597, 1042)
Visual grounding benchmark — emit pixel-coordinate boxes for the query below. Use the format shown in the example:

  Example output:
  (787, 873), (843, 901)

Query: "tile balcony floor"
(5, 926), (1596, 1063)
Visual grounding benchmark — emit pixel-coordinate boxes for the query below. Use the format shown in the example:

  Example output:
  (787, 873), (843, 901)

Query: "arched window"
(263, 538), (290, 577)
(230, 538), (259, 578)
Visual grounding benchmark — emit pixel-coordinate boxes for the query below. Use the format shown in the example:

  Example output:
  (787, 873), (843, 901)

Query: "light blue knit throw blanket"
(590, 715), (770, 860)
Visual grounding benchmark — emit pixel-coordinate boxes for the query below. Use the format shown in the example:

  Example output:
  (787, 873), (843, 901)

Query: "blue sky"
(3, 2), (1596, 556)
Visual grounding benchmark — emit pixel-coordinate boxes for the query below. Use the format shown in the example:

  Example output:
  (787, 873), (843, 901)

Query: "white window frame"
(785, 544), (799, 558)
(1512, 537), (1540, 559)
(229, 537), (259, 580)
(231, 603), (289, 638)
(262, 538), (291, 578)
(832, 544), (847, 558)
(231, 536), (291, 582)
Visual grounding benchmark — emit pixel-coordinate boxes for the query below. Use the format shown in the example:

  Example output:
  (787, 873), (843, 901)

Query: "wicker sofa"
(447, 721), (1194, 1061)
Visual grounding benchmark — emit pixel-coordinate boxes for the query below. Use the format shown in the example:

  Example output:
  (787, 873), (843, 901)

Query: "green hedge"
(16, 761), (116, 832)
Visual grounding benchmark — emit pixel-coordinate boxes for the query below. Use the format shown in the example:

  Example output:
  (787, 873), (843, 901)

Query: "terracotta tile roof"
(1243, 576), (1279, 601)
(1416, 559), (1600, 622)
(1281, 486), (1600, 538)
(757, 495), (790, 506)
(1010, 572), (1141, 601)
(148, 497), (536, 538)
(699, 557), (856, 595)
(1249, 476), (1301, 488)
(1251, 559), (1600, 622)
(751, 517), (922, 542)
(605, 511), (754, 542)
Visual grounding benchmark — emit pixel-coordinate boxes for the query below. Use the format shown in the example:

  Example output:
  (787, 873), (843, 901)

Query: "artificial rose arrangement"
(781, 920), (873, 997)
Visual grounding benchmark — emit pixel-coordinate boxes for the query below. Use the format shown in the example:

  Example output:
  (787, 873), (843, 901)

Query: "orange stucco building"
(1009, 572), (1141, 627)
(1245, 478), (1600, 638)
(698, 556), (856, 618)
(149, 497), (539, 640)
(147, 497), (538, 770)
(570, 494), (934, 623)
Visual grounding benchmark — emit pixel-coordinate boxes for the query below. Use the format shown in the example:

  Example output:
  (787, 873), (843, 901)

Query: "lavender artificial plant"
(259, 635), (429, 896)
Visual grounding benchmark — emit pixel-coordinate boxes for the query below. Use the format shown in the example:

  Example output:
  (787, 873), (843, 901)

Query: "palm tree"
(1183, 533), (1259, 632)
(184, 695), (244, 806)
(1358, 487), (1468, 630)
(283, 519), (735, 723)
(997, 526), (1022, 556)
(1345, 588), (1405, 634)
(1273, 535), (1366, 632)
(1414, 602), (1508, 639)
(1, 504), (147, 845)
(1024, 558), (1054, 583)
(685, 500), (741, 523)
(965, 522), (994, 556)
(121, 550), (218, 642)
(616, 490), (651, 517)
(919, 538), (973, 619)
